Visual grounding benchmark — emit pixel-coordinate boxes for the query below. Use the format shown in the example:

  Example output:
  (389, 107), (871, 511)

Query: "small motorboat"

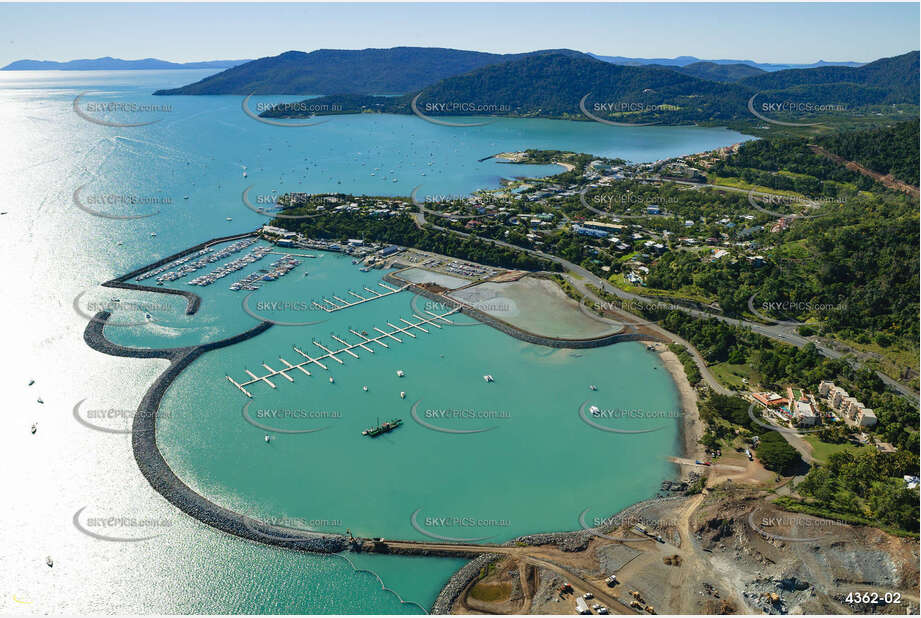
(589, 385), (598, 391)
(483, 375), (494, 383)
(362, 386), (368, 392)
(329, 377), (335, 384)
(396, 370), (405, 378)
(37, 398), (44, 404)
(264, 435), (271, 443)
(28, 379), (34, 386)
(400, 391), (406, 399)
(46, 556), (53, 568)
(31, 423), (37, 434)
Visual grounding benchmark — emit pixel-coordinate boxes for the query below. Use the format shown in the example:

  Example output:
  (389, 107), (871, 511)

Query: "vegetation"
(755, 431), (803, 474)
(155, 47), (586, 96)
(274, 211), (559, 272)
(817, 120), (920, 185)
(259, 51), (918, 129)
(642, 127), (920, 360)
(795, 449), (919, 533)
(667, 343), (701, 385)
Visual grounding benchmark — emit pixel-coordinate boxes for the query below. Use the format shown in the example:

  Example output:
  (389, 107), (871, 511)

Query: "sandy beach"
(653, 343), (706, 464)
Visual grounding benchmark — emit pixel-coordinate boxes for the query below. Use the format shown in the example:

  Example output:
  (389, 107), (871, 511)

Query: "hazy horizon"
(1, 2), (918, 68)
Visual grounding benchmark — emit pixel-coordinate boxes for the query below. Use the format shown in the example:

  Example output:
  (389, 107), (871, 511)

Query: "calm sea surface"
(0, 69), (749, 613)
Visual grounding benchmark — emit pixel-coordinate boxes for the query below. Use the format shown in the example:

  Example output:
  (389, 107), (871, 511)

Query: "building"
(582, 220), (627, 233)
(847, 399), (866, 419)
(794, 400), (817, 426)
(753, 392), (788, 408)
(573, 224), (608, 238)
(379, 245), (401, 257)
(830, 387), (849, 410)
(858, 409), (877, 427)
(818, 381), (834, 396)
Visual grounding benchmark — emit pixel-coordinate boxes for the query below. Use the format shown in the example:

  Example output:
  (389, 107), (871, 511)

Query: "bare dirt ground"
(449, 487), (919, 615)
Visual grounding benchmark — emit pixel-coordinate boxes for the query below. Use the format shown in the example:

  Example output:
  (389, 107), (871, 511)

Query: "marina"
(226, 306), (460, 397)
(229, 254), (301, 291)
(145, 238), (260, 284)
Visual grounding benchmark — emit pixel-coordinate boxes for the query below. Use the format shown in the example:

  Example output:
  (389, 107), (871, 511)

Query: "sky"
(0, 2), (918, 67)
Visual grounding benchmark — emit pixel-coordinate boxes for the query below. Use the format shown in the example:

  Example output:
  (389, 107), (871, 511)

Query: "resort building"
(794, 400), (818, 426)
(858, 409), (878, 427)
(753, 392), (788, 408)
(830, 387), (850, 409)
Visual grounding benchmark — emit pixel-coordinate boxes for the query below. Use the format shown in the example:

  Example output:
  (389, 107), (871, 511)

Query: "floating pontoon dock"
(226, 307), (459, 397)
(310, 282), (409, 313)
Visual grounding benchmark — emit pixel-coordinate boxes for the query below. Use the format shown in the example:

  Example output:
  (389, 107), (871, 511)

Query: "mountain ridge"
(153, 47), (589, 95)
(1, 56), (250, 70)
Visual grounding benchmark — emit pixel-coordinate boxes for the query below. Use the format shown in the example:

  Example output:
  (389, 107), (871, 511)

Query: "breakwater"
(85, 309), (348, 553)
(102, 230), (259, 315)
(387, 274), (665, 349)
(430, 553), (501, 614)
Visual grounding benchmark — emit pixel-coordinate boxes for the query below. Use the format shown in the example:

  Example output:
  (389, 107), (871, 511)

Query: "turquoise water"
(150, 252), (681, 542)
(0, 69), (746, 614)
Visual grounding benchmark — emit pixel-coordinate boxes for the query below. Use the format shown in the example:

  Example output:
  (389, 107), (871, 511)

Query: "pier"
(310, 282), (409, 313)
(226, 307), (459, 397)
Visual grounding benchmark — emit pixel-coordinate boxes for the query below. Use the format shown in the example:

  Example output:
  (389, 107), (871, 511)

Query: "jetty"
(226, 306), (459, 397)
(311, 282), (409, 313)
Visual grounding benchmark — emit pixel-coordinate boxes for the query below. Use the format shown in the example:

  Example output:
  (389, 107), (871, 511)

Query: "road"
(378, 539), (637, 614)
(415, 202), (918, 404)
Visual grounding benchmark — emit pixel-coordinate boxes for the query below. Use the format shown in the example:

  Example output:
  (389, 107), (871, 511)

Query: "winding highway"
(415, 202), (918, 404)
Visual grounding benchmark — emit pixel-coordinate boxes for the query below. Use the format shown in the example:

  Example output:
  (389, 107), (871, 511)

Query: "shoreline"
(653, 343), (705, 469)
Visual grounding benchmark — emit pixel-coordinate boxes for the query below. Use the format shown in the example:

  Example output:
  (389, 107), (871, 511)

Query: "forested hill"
(738, 51), (920, 103)
(261, 51), (918, 125)
(262, 54), (754, 124)
(817, 120), (920, 186)
(671, 61), (766, 82)
(153, 47), (587, 95)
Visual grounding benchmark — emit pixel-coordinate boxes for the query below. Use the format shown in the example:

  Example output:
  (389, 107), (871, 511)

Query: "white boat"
(396, 370), (405, 377)
(46, 556), (53, 567)
(37, 398), (43, 404)
(589, 385), (597, 391)
(31, 423), (37, 434)
(264, 435), (271, 443)
(329, 377), (335, 383)
(28, 379), (34, 386)
(363, 386), (368, 392)
(226, 217), (232, 221)
(483, 375), (494, 382)
(589, 405), (600, 415)
(150, 232), (157, 237)
(400, 391), (406, 399)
